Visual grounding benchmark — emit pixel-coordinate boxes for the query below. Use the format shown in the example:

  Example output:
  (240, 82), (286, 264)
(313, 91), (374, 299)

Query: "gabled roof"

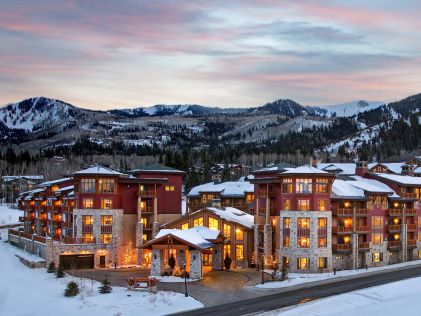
(283, 165), (332, 175)
(73, 165), (123, 176)
(318, 163), (357, 175)
(204, 207), (254, 228)
(54, 185), (74, 193)
(369, 162), (405, 174)
(371, 173), (421, 186)
(350, 176), (398, 196)
(253, 163), (296, 174)
(332, 179), (366, 199)
(188, 181), (253, 197)
(130, 164), (185, 174)
(38, 177), (71, 187)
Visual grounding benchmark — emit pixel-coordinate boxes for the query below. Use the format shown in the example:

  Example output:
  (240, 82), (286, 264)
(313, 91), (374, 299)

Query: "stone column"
(212, 244), (222, 271)
(264, 224), (272, 258)
(254, 196), (260, 264)
(45, 237), (54, 265)
(152, 197), (159, 237)
(352, 207), (358, 269)
(151, 249), (163, 276)
(136, 222), (144, 265)
(189, 250), (202, 279)
(402, 218), (408, 262)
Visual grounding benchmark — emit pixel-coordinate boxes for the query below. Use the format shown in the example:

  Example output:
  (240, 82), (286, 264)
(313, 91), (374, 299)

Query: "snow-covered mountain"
(320, 100), (385, 117)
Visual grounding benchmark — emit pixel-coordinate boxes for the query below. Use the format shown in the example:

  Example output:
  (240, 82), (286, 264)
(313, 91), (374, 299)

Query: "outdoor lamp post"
(183, 263), (188, 297)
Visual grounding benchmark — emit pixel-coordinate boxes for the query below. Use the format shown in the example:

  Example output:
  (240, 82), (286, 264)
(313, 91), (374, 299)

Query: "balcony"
(356, 209), (369, 216)
(407, 224), (417, 231)
(139, 190), (155, 197)
(333, 226), (353, 234)
(407, 240), (417, 248)
(388, 240), (400, 249)
(389, 209), (417, 216)
(355, 226), (369, 233)
(333, 244), (351, 252)
(60, 237), (96, 244)
(358, 242), (370, 251)
(333, 208), (353, 217)
(388, 225), (401, 232)
(82, 225), (93, 233)
(405, 209), (417, 216)
(400, 192), (417, 199)
(140, 207), (154, 214)
(101, 225), (113, 234)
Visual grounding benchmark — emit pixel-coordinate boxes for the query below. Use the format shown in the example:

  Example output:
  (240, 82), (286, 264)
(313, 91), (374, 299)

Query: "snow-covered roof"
(318, 163), (357, 175)
(350, 176), (398, 196)
(73, 165), (123, 176)
(283, 165), (329, 175)
(253, 163), (295, 174)
(372, 173), (421, 186)
(2, 175), (44, 181)
(54, 185), (74, 193)
(153, 227), (219, 249)
(39, 178), (71, 187)
(204, 207), (254, 228)
(130, 164), (185, 174)
(188, 181), (254, 197)
(370, 163), (405, 174)
(332, 179), (365, 198)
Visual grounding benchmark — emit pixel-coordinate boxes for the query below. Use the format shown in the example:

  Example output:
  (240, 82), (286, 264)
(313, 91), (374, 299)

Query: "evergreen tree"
(98, 277), (112, 294)
(64, 281), (79, 297)
(56, 263), (65, 278)
(47, 261), (56, 273)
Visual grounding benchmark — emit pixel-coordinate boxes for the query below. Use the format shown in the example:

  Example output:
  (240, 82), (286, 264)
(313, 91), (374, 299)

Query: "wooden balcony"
(405, 209), (417, 216)
(101, 225), (113, 234)
(388, 240), (400, 249)
(407, 240), (417, 248)
(407, 224), (417, 231)
(358, 242), (369, 251)
(356, 209), (369, 216)
(333, 243), (351, 252)
(355, 225), (369, 233)
(60, 237), (96, 244)
(388, 225), (401, 232)
(139, 190), (155, 197)
(389, 209), (402, 216)
(333, 226), (353, 234)
(333, 208), (353, 217)
(82, 225), (93, 233)
(400, 192), (417, 199)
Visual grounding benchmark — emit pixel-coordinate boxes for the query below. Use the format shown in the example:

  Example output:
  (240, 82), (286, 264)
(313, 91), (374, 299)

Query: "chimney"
(311, 156), (318, 168)
(355, 161), (368, 177)
(401, 164), (414, 176)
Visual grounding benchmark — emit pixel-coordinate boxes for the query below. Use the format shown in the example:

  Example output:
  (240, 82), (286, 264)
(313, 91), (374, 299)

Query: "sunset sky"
(1, 0), (421, 109)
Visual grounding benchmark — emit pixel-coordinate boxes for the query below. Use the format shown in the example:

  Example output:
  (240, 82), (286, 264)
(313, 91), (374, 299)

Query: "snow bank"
(0, 204), (23, 226)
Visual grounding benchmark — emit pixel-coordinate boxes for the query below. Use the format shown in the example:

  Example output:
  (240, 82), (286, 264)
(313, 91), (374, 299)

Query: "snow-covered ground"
(260, 276), (421, 316)
(256, 260), (421, 289)
(0, 204), (23, 226)
(0, 229), (203, 316)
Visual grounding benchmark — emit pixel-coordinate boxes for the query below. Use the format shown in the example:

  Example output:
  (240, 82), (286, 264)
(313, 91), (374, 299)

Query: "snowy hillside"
(0, 97), (79, 132)
(321, 100), (385, 117)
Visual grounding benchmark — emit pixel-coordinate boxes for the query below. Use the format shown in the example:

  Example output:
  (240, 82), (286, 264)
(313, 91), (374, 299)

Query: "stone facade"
(8, 233), (46, 259)
(150, 249), (162, 276)
(212, 244), (222, 270)
(280, 211), (332, 273)
(189, 249), (202, 279)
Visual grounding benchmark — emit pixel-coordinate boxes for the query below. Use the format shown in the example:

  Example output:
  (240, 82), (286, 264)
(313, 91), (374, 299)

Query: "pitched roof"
(130, 164), (185, 174)
(253, 163), (296, 174)
(283, 165), (330, 175)
(73, 165), (123, 176)
(149, 226), (219, 249)
(39, 177), (71, 187)
(370, 162), (405, 174)
(188, 181), (253, 197)
(332, 179), (366, 198)
(371, 173), (421, 186)
(350, 176), (398, 196)
(204, 207), (254, 228)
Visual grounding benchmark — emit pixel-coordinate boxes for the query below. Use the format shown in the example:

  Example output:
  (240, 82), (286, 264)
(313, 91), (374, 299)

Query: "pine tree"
(281, 265), (288, 281)
(56, 263), (65, 278)
(47, 261), (56, 273)
(98, 277), (112, 294)
(64, 281), (79, 297)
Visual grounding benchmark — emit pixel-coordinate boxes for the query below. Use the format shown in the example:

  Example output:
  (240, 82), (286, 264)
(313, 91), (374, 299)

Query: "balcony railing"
(407, 240), (417, 248)
(333, 244), (351, 252)
(358, 242), (369, 250)
(332, 209), (353, 217)
(355, 225), (369, 233)
(400, 192), (417, 199)
(389, 209), (417, 216)
(318, 228), (327, 237)
(101, 225), (113, 234)
(407, 224), (417, 231)
(356, 209), (369, 216)
(388, 240), (400, 249)
(60, 237), (96, 244)
(388, 225), (401, 232)
(139, 190), (155, 197)
(82, 225), (93, 233)
(405, 209), (417, 216)
(333, 226), (353, 234)
(297, 228), (310, 236)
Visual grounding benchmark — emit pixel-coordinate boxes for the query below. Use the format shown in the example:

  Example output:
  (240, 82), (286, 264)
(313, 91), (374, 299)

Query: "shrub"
(56, 263), (65, 278)
(99, 277), (112, 294)
(64, 281), (79, 297)
(47, 261), (56, 273)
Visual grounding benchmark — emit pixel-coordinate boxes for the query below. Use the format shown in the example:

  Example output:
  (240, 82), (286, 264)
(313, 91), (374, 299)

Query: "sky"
(1, 0), (421, 110)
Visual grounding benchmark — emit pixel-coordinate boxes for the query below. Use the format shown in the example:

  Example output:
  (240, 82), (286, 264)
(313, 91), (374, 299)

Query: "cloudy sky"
(1, 0), (421, 109)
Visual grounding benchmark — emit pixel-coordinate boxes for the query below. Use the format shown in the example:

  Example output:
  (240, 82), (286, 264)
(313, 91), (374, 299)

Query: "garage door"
(59, 254), (94, 270)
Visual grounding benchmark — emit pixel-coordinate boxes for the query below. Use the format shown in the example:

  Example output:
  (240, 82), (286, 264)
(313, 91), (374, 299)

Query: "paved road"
(170, 264), (421, 316)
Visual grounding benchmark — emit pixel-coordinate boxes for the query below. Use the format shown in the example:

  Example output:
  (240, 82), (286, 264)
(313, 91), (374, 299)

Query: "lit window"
(296, 179), (312, 194)
(283, 236), (290, 247)
(318, 199), (326, 211)
(297, 257), (309, 270)
(143, 234), (147, 242)
(318, 237), (327, 247)
(372, 216), (383, 228)
(318, 218), (327, 228)
(81, 179), (95, 193)
(181, 222), (189, 230)
(101, 215), (112, 225)
(318, 257), (327, 269)
(284, 199), (291, 210)
(82, 215), (93, 225)
(140, 217), (147, 225)
(165, 186), (175, 192)
(224, 244), (231, 259)
(297, 237), (310, 248)
(100, 233), (112, 244)
(246, 194), (254, 203)
(99, 179), (114, 193)
(82, 198), (94, 209)
(202, 253), (213, 266)
(316, 178), (329, 193)
(297, 199), (310, 211)
(101, 199), (113, 209)
(372, 252), (383, 262)
(235, 245), (244, 260)
(282, 256), (289, 267)
(82, 233), (94, 243)
(418, 232), (421, 242)
(208, 217), (219, 231)
(193, 217), (204, 227)
(223, 223), (231, 238)
(418, 250), (421, 259)
(297, 218), (310, 229)
(372, 233), (383, 245)
(235, 228), (244, 241)
(282, 179), (293, 193)
(283, 217), (290, 229)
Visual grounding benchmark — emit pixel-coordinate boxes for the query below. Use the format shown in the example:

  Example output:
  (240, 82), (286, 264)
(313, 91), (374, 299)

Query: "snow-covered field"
(0, 204), (23, 226)
(256, 260), (421, 289)
(0, 229), (203, 316)
(260, 276), (421, 316)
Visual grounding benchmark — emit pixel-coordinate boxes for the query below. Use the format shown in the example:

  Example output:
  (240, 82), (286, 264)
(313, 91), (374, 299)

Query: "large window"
(297, 199), (310, 211)
(297, 218), (310, 229)
(82, 233), (94, 243)
(201, 194), (216, 204)
(101, 215), (112, 225)
(372, 233), (383, 245)
(318, 199), (326, 211)
(283, 236), (290, 247)
(316, 178), (329, 193)
(223, 223), (231, 238)
(181, 222), (189, 230)
(82, 198), (94, 209)
(100, 233), (112, 244)
(283, 217), (290, 228)
(81, 179), (95, 193)
(82, 215), (93, 225)
(101, 198), (113, 209)
(372, 216), (383, 229)
(224, 244), (231, 259)
(296, 178), (312, 194)
(318, 237), (327, 247)
(297, 237), (310, 248)
(208, 217), (219, 231)
(235, 228), (244, 241)
(282, 179), (293, 193)
(193, 217), (204, 227)
(99, 179), (114, 193)
(284, 199), (291, 210)
(372, 252), (383, 262)
(235, 245), (244, 260)
(318, 218), (327, 228)
(297, 257), (309, 270)
(318, 257), (327, 269)
(203, 253), (213, 266)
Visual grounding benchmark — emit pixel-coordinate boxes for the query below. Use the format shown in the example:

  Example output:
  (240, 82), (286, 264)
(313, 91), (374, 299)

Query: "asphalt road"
(171, 264), (421, 316)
